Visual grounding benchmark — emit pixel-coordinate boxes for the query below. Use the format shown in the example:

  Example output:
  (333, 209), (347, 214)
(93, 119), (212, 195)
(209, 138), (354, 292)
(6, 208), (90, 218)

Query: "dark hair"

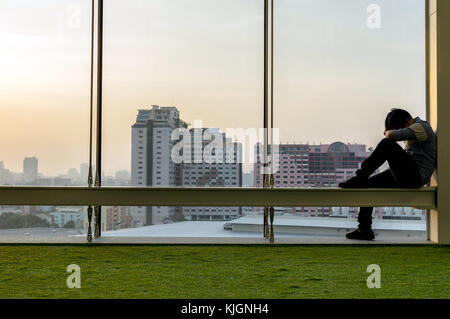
(385, 108), (412, 130)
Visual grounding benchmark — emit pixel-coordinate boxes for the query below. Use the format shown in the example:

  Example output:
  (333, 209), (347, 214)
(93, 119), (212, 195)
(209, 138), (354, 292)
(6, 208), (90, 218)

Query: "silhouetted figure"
(339, 108), (437, 240)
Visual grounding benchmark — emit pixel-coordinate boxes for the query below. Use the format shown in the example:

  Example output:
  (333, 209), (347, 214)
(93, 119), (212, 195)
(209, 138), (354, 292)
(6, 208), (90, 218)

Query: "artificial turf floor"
(0, 245), (448, 299)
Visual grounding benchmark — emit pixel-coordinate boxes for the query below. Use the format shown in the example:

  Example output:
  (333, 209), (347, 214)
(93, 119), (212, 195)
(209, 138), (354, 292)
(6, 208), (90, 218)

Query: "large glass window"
(0, 0), (428, 242)
(0, 0), (91, 186)
(102, 0), (264, 230)
(270, 0), (426, 239)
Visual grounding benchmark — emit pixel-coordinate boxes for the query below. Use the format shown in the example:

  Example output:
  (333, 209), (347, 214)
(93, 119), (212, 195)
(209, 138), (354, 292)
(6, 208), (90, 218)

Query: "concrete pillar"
(428, 0), (450, 244)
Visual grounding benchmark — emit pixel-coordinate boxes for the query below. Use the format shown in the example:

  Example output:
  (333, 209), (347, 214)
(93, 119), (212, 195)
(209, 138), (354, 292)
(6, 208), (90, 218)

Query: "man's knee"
(377, 138), (398, 152)
(379, 138), (396, 147)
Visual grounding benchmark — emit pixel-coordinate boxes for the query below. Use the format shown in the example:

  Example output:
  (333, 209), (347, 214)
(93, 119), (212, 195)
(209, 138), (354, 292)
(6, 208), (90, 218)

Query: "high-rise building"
(254, 142), (380, 218)
(181, 128), (242, 221)
(23, 157), (38, 185)
(0, 161), (12, 185)
(67, 168), (79, 181)
(105, 206), (132, 231)
(80, 163), (89, 182)
(130, 105), (187, 226)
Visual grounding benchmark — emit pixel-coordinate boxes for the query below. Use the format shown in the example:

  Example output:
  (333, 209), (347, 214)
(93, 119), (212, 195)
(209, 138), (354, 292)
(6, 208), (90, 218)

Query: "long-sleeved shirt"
(394, 117), (437, 185)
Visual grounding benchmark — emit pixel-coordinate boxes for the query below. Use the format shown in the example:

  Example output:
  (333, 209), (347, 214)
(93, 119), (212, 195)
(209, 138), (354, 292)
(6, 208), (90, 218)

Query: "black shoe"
(356, 169), (369, 180)
(346, 229), (375, 240)
(338, 176), (368, 188)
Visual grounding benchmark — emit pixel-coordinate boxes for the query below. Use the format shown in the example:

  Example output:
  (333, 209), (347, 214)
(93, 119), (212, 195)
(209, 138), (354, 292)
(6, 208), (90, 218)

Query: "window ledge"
(0, 186), (437, 209)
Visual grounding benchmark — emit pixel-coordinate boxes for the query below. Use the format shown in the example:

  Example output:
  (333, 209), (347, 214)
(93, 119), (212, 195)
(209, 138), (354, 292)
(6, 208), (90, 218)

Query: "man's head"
(385, 108), (413, 130)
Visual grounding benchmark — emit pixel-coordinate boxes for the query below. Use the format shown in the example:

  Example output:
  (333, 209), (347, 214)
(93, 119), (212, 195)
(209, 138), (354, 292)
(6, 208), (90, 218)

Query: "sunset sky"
(0, 0), (425, 176)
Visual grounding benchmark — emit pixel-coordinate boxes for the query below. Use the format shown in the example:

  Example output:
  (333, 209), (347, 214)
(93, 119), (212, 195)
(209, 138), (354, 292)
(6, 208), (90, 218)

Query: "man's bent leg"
(357, 170), (398, 230)
(358, 138), (409, 180)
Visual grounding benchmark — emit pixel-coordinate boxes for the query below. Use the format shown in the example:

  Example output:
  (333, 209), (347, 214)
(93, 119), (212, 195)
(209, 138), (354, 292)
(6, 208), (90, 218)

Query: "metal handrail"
(0, 186), (437, 209)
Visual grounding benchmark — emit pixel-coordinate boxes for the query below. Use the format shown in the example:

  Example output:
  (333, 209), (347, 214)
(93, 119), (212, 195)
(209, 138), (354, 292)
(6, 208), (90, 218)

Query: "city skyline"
(0, 138), (375, 183)
(0, 157), (131, 185)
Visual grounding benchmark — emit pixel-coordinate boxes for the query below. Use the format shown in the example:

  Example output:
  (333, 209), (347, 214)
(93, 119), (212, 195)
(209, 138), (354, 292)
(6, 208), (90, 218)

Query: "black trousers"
(356, 138), (423, 230)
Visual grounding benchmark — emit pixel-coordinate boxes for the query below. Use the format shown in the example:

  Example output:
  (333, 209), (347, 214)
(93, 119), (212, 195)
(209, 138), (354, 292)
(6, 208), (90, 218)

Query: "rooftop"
(0, 215), (427, 244)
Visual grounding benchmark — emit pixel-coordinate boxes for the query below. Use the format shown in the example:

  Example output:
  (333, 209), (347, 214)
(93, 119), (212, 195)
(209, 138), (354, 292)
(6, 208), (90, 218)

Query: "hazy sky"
(0, 0), (425, 176)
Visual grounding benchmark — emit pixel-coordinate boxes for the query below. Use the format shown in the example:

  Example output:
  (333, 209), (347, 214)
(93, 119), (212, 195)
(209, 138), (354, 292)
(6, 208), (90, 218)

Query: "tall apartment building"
(105, 206), (133, 231)
(131, 105), (187, 226)
(254, 142), (380, 218)
(23, 156), (38, 185)
(181, 128), (243, 221)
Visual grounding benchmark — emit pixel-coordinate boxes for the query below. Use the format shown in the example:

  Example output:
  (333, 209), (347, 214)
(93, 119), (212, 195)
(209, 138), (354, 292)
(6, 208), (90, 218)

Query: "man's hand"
(384, 130), (395, 140)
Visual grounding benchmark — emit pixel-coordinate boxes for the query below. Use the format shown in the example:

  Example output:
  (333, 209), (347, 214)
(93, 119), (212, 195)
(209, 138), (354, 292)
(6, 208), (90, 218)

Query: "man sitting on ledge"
(339, 108), (437, 240)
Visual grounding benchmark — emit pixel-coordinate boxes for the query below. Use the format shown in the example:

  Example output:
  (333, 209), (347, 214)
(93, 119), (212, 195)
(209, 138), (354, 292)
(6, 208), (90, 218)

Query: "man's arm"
(394, 123), (428, 142)
(384, 127), (417, 141)
(384, 127), (416, 141)
(384, 130), (397, 140)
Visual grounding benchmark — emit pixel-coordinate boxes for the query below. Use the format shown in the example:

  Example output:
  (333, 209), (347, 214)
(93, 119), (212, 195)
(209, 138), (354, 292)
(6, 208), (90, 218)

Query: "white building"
(131, 105), (186, 226)
(0, 207), (23, 215)
(50, 207), (84, 228)
(181, 128), (242, 221)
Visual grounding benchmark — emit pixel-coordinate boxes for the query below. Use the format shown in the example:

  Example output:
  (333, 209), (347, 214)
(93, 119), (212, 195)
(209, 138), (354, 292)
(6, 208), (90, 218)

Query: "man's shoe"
(346, 229), (375, 240)
(356, 169), (369, 180)
(338, 176), (368, 188)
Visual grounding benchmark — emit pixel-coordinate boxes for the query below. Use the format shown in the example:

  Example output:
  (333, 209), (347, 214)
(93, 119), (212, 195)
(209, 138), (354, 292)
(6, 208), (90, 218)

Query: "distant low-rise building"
(0, 206), (23, 215)
(50, 207), (84, 228)
(254, 142), (382, 217)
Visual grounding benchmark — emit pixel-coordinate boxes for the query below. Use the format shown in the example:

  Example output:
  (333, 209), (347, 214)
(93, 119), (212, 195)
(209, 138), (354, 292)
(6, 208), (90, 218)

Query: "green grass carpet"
(0, 245), (449, 299)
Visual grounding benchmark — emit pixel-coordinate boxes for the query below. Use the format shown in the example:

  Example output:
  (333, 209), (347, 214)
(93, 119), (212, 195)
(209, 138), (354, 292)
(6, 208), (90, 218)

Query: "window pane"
(0, 205), (425, 243)
(102, 0), (264, 229)
(0, 206), (89, 243)
(272, 0), (426, 240)
(0, 0), (91, 186)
